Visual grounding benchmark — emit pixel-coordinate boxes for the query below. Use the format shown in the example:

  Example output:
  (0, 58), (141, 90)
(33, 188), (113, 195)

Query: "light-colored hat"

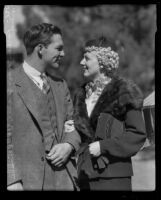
(85, 46), (119, 71)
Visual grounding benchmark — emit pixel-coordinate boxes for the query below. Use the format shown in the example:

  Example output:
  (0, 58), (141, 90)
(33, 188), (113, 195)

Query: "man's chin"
(46, 63), (60, 72)
(50, 62), (60, 69)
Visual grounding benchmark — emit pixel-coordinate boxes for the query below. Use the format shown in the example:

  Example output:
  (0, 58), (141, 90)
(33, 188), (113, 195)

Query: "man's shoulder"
(48, 74), (67, 88)
(48, 74), (64, 83)
(7, 64), (23, 84)
(9, 64), (23, 76)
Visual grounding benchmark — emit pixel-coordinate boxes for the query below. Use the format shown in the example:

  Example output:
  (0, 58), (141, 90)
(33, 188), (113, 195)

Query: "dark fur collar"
(73, 75), (143, 141)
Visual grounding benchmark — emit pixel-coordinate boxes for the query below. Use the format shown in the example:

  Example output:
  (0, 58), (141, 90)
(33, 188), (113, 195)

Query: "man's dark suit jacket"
(7, 65), (81, 190)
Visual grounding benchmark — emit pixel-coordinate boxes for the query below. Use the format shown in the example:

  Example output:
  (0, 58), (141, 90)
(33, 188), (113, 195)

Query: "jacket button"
(41, 157), (45, 161)
(51, 135), (55, 139)
(94, 164), (97, 168)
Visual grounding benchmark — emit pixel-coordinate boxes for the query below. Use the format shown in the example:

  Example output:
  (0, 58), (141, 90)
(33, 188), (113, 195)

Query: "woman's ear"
(99, 65), (106, 75)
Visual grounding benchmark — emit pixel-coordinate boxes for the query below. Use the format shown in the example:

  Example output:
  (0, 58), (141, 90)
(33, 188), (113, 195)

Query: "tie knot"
(40, 73), (50, 94)
(40, 73), (47, 80)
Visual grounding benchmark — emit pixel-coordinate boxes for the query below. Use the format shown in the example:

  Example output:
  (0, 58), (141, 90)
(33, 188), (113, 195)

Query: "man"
(7, 23), (81, 190)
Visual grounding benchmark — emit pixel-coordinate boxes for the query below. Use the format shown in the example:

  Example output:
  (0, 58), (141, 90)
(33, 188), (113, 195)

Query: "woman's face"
(80, 51), (100, 80)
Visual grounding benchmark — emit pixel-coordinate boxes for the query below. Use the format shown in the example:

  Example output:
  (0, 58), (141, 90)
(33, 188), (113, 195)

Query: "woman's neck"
(85, 73), (112, 99)
(93, 73), (111, 86)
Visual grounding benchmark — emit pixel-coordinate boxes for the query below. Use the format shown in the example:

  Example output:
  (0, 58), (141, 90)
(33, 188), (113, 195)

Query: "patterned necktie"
(40, 73), (50, 94)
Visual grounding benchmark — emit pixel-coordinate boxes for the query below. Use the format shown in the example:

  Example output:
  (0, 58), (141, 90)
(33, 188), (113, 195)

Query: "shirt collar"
(85, 77), (111, 99)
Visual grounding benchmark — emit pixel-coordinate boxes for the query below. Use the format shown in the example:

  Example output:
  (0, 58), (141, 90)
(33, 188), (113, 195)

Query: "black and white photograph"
(5, 4), (156, 191)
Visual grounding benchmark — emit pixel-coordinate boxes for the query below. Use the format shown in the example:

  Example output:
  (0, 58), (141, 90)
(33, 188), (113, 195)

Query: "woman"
(73, 36), (146, 190)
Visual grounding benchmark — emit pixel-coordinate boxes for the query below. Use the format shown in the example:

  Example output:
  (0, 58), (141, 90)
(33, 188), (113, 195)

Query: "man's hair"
(23, 23), (62, 55)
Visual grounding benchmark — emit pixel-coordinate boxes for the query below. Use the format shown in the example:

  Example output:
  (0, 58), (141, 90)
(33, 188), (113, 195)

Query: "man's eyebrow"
(56, 44), (64, 48)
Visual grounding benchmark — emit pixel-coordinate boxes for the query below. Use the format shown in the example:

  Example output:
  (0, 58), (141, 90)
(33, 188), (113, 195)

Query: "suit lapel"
(15, 67), (44, 135)
(48, 77), (65, 141)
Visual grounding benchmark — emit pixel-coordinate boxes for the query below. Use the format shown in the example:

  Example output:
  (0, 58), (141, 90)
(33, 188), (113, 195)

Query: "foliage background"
(6, 4), (156, 98)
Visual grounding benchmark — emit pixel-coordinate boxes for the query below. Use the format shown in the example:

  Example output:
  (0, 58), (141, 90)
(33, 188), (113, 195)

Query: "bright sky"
(4, 5), (25, 49)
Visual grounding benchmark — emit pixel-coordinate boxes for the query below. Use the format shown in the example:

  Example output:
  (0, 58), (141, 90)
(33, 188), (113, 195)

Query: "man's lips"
(54, 56), (62, 61)
(83, 66), (88, 70)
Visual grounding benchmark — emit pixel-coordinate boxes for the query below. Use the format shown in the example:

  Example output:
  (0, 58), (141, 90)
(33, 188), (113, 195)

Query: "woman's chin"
(83, 74), (94, 82)
(83, 71), (90, 77)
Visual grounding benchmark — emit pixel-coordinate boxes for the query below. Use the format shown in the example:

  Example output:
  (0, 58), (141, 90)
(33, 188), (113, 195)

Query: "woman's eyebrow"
(84, 54), (89, 59)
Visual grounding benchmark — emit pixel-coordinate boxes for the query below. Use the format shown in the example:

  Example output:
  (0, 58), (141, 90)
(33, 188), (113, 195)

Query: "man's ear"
(36, 44), (44, 59)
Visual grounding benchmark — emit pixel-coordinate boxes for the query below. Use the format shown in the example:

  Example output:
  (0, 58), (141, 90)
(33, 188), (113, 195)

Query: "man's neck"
(25, 57), (46, 73)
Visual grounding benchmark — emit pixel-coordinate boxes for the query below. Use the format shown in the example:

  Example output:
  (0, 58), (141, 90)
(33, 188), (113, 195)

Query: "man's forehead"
(51, 34), (63, 45)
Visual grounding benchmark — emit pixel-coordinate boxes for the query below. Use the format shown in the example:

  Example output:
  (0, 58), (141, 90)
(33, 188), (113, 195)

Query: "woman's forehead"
(84, 51), (97, 58)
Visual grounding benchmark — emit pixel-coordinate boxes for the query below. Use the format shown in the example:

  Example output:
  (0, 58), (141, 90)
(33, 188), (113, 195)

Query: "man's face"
(42, 34), (64, 68)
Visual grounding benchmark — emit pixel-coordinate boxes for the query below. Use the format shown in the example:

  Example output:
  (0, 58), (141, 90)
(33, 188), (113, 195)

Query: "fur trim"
(73, 76), (143, 141)
(73, 88), (95, 142)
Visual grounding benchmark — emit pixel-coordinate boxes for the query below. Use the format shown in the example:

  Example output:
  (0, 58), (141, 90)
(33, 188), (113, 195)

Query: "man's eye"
(57, 47), (63, 51)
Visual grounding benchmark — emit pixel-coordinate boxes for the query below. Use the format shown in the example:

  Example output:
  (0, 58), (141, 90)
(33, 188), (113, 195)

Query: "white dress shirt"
(23, 61), (44, 91)
(85, 78), (111, 117)
(85, 92), (100, 117)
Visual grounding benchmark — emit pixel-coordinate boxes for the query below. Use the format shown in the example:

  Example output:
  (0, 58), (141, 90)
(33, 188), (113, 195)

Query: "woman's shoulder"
(112, 75), (144, 110)
(113, 76), (142, 94)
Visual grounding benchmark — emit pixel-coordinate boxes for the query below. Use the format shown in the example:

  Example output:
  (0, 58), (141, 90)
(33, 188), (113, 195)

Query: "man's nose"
(60, 50), (65, 57)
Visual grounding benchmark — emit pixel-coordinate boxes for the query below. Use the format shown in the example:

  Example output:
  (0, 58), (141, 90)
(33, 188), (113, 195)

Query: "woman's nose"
(80, 58), (85, 65)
